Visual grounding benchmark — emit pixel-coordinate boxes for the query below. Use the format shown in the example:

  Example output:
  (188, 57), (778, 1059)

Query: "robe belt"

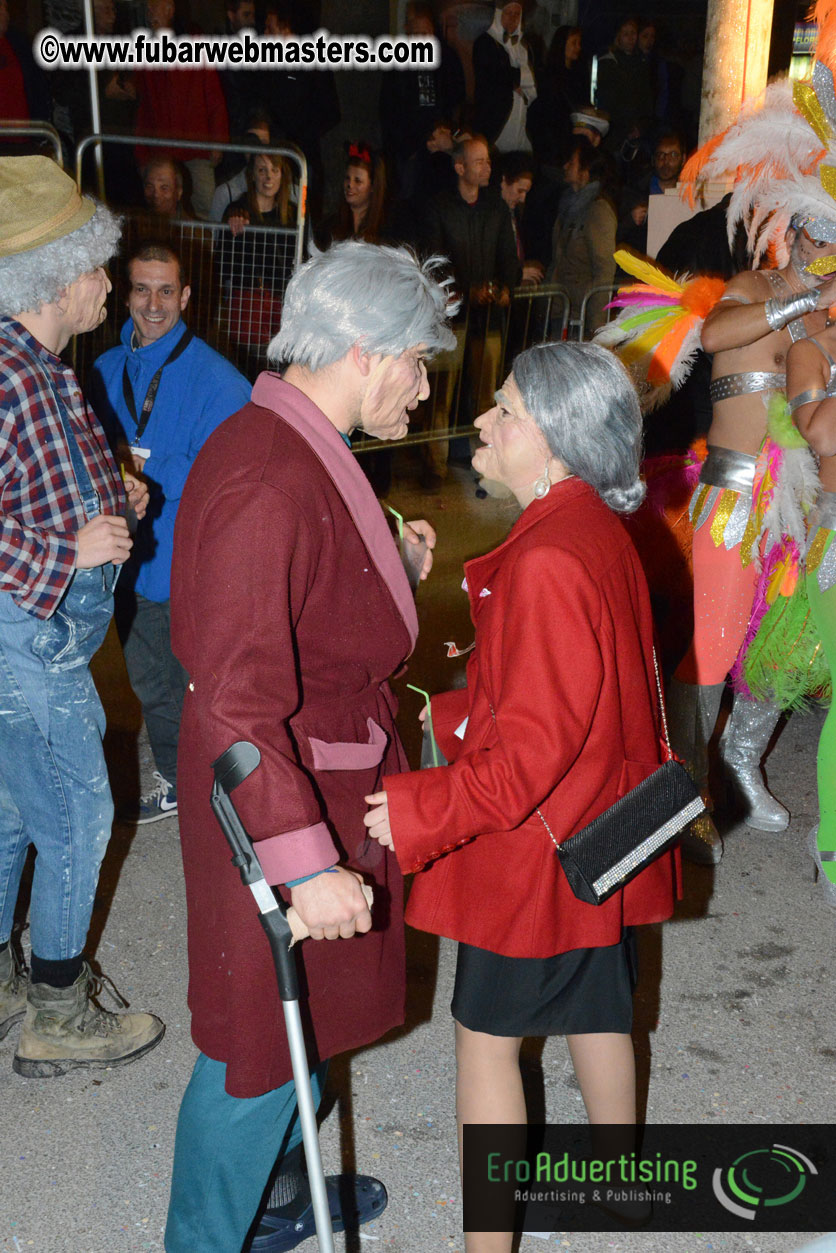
(709, 371), (786, 404)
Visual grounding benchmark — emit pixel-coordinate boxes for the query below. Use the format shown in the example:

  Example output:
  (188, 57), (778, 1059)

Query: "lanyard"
(121, 326), (194, 446)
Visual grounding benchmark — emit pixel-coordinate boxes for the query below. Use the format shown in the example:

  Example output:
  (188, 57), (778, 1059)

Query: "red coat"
(135, 64), (228, 165)
(170, 377), (415, 1098)
(384, 478), (680, 959)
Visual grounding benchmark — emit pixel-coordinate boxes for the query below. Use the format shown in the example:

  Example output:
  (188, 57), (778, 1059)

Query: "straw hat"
(0, 156), (95, 258)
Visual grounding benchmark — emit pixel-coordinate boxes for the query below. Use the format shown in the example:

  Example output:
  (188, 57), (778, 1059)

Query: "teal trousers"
(165, 1051), (327, 1252)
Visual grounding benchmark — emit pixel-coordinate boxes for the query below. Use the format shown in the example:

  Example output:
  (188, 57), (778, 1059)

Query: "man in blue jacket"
(91, 242), (251, 822)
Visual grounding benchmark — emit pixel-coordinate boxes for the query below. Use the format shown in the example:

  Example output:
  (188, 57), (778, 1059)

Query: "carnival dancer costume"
(780, 203), (836, 907)
(597, 53), (836, 862)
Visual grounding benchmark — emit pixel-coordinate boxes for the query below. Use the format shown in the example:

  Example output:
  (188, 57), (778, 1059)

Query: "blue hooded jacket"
(91, 318), (251, 602)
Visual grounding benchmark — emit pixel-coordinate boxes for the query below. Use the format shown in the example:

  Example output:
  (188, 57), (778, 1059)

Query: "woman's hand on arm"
(363, 791), (394, 849)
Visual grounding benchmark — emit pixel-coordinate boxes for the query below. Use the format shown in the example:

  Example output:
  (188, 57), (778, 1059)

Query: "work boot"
(13, 962), (165, 1078)
(718, 695), (789, 832)
(666, 678), (726, 865)
(0, 945), (26, 1041)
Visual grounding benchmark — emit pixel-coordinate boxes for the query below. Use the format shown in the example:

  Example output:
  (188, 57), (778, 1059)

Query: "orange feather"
(680, 276), (727, 319)
(647, 316), (693, 385)
(813, 0), (836, 74)
(680, 131), (728, 205)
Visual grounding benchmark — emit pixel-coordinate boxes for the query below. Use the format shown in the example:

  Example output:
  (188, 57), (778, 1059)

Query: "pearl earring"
(532, 461), (551, 499)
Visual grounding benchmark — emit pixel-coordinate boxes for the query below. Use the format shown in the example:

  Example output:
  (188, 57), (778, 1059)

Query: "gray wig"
(0, 203), (121, 317)
(268, 240), (458, 371)
(513, 341), (645, 514)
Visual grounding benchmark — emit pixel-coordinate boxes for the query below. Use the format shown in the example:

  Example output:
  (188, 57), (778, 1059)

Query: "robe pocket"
(308, 717), (388, 771)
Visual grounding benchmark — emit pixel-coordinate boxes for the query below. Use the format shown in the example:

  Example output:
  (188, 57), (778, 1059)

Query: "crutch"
(211, 740), (335, 1253)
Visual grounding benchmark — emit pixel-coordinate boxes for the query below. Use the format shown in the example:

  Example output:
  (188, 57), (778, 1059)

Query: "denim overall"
(0, 362), (118, 960)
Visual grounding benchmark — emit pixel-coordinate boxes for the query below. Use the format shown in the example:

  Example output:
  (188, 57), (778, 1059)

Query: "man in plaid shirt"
(0, 156), (164, 1077)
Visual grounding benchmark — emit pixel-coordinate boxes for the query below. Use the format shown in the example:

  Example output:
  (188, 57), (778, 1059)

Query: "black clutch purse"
(541, 650), (704, 906)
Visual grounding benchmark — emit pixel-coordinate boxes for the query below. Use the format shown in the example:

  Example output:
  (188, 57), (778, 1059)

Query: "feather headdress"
(680, 79), (836, 263)
(679, 0), (836, 263)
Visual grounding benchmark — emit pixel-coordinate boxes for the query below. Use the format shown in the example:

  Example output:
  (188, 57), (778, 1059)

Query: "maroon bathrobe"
(170, 374), (416, 1098)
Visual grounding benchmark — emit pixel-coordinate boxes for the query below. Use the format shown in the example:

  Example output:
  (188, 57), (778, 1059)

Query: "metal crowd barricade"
(351, 283), (572, 459)
(0, 121), (64, 166)
(578, 283), (620, 342)
(72, 135), (308, 386)
(500, 283), (571, 376)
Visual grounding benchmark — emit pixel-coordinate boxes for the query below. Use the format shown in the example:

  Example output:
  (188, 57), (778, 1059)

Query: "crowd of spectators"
(1, 1), (701, 478)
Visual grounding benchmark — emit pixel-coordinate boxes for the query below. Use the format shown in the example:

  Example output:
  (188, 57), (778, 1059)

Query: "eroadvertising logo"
(462, 1124), (836, 1232)
(712, 1144), (818, 1220)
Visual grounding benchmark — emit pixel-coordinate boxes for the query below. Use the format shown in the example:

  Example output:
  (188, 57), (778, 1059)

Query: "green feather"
(744, 580), (831, 711)
(767, 391), (808, 450)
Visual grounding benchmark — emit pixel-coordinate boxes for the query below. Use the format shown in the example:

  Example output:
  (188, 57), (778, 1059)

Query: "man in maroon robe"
(165, 240), (456, 1252)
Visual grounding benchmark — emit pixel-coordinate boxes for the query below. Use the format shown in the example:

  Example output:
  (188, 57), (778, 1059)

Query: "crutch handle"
(210, 740), (297, 999)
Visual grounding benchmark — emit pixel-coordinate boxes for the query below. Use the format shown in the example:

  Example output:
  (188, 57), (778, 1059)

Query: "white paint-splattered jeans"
(0, 566), (116, 960)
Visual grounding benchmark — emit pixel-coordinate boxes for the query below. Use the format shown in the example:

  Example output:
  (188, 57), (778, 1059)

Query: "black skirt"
(451, 928), (638, 1037)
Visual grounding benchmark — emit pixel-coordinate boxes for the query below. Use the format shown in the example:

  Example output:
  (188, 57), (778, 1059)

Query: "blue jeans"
(0, 566), (115, 959)
(165, 1052), (327, 1252)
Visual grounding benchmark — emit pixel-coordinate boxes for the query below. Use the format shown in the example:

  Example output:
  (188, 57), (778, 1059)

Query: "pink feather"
(606, 292), (679, 309)
(729, 538), (798, 695)
(640, 453), (703, 517)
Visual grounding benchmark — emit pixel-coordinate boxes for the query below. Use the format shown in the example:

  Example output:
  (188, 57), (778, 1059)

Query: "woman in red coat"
(366, 341), (679, 1252)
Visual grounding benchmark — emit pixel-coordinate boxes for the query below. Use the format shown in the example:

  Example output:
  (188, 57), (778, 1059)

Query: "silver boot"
(718, 696), (789, 832)
(666, 679), (725, 865)
(808, 826), (836, 910)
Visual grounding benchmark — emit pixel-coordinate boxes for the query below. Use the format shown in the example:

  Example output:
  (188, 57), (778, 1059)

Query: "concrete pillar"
(699, 0), (777, 144)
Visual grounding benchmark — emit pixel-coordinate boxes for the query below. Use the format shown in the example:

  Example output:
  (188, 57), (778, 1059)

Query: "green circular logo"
(712, 1144), (817, 1220)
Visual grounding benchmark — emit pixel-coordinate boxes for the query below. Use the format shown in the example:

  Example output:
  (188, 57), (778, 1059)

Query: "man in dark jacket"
(379, 1), (465, 198)
(419, 135), (520, 481)
(423, 135), (519, 304)
(595, 17), (654, 157)
(261, 1), (341, 223)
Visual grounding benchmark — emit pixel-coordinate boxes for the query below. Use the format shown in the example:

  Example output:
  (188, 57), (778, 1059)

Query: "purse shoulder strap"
(652, 646), (672, 754)
(489, 645), (670, 853)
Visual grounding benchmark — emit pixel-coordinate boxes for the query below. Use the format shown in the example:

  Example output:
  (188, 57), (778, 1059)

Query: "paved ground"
(1, 462), (834, 1253)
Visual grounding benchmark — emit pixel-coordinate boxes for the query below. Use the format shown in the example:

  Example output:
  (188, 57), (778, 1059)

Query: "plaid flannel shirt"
(0, 317), (123, 619)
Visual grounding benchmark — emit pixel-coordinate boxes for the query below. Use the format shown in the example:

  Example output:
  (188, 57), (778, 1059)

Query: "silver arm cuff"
(788, 387), (828, 412)
(764, 289), (819, 331)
